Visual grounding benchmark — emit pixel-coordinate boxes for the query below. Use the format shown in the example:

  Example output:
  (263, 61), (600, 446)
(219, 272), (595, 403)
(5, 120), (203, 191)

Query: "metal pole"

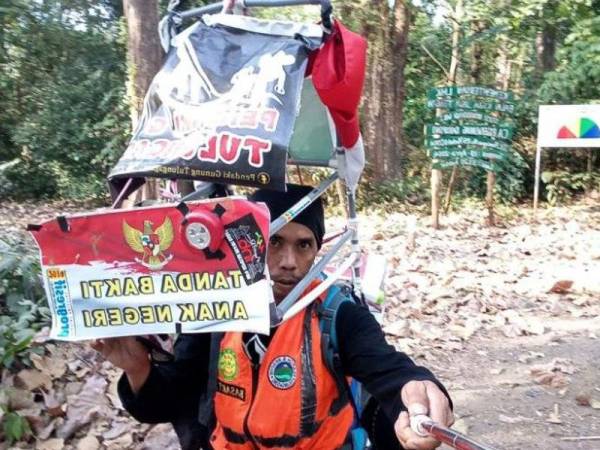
(275, 229), (353, 320)
(180, 182), (218, 202)
(269, 172), (338, 236)
(345, 185), (363, 302)
(111, 178), (133, 209)
(412, 416), (498, 450)
(533, 143), (542, 213)
(280, 251), (357, 322)
(179, 0), (325, 20)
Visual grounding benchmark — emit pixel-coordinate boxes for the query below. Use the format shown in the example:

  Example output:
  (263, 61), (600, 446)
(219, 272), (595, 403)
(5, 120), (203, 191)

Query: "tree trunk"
(469, 20), (485, 84)
(123, 0), (163, 202)
(361, 2), (386, 181)
(488, 39), (511, 226)
(360, 0), (410, 182)
(389, 0), (410, 176)
(447, 0), (462, 85)
(485, 171), (496, 226)
(366, 1), (390, 180)
(535, 24), (556, 74)
(433, 0), (462, 227)
(535, 17), (556, 169)
(442, 168), (458, 214)
(124, 0), (162, 128)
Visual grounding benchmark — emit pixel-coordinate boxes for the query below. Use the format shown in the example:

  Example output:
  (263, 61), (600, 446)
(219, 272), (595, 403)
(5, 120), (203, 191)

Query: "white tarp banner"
(29, 199), (273, 340)
(538, 105), (600, 148)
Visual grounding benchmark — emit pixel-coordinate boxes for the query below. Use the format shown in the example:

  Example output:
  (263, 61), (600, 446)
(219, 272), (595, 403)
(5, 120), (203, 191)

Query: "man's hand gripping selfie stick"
(410, 415), (498, 450)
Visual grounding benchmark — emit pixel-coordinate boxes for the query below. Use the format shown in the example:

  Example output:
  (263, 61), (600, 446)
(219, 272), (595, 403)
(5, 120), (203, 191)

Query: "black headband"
(250, 184), (325, 249)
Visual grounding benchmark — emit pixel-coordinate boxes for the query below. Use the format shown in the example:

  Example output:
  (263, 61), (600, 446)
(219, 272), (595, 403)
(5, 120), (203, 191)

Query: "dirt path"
(361, 201), (600, 450)
(429, 326), (600, 449)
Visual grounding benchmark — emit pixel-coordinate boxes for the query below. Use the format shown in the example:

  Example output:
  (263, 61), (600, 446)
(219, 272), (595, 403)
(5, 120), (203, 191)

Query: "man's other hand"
(91, 337), (150, 393)
(394, 380), (454, 450)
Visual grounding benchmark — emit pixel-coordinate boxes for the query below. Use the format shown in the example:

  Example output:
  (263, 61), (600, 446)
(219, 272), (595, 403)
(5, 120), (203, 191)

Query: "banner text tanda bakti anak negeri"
(29, 198), (273, 340)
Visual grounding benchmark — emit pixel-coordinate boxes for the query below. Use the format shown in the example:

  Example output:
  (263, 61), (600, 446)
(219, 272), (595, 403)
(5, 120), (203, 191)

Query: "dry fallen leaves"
(36, 438), (65, 450)
(518, 351), (545, 364)
(56, 374), (114, 440)
(140, 423), (181, 449)
(451, 418), (469, 435)
(75, 435), (100, 450)
(575, 392), (591, 406)
(42, 390), (66, 418)
(6, 387), (36, 411)
(15, 368), (53, 391)
(530, 358), (576, 388)
(549, 280), (574, 294)
(104, 432), (134, 450)
(31, 352), (67, 379)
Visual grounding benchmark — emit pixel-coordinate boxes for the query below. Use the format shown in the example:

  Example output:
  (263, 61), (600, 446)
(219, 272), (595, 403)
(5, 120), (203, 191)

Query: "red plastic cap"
(311, 20), (367, 148)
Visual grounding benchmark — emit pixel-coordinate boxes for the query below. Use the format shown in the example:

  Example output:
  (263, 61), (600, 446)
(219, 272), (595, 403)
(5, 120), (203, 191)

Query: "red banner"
(29, 198), (273, 340)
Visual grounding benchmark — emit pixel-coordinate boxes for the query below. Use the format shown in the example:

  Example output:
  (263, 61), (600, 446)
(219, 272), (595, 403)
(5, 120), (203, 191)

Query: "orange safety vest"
(210, 294), (354, 449)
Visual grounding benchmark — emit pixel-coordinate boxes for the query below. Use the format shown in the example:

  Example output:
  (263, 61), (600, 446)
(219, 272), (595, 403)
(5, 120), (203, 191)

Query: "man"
(93, 184), (453, 450)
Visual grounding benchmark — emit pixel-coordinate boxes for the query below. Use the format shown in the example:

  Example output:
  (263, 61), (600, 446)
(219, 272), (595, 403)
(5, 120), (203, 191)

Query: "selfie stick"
(411, 415), (499, 450)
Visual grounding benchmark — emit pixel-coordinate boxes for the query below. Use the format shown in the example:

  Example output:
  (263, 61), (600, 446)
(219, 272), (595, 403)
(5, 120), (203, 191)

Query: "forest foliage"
(0, 0), (599, 204)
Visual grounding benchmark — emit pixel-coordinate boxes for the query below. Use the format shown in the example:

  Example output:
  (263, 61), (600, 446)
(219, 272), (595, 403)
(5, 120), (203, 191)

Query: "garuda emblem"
(123, 217), (174, 270)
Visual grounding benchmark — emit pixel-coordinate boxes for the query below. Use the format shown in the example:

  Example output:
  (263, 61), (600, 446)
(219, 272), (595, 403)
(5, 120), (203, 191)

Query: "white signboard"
(538, 104), (600, 148)
(534, 104), (600, 210)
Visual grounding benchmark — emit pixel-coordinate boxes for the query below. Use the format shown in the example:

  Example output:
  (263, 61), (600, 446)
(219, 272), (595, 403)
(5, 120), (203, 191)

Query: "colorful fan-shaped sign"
(557, 117), (600, 139)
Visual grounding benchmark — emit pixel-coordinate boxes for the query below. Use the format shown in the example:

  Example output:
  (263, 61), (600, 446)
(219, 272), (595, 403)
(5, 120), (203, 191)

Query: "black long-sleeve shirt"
(119, 301), (450, 428)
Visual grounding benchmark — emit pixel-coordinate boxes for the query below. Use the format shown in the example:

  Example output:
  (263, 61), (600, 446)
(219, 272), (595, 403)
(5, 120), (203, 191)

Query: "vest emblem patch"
(218, 348), (239, 381)
(268, 356), (296, 389)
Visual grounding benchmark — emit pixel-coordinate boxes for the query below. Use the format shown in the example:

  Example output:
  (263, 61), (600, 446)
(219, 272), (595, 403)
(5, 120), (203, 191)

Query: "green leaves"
(541, 170), (600, 205)
(0, 235), (49, 371)
(0, 0), (128, 200)
(2, 410), (32, 444)
(539, 16), (600, 104)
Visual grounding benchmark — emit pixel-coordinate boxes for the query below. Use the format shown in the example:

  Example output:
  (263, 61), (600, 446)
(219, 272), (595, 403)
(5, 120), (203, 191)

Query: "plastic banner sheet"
(29, 198), (272, 340)
(109, 16), (317, 191)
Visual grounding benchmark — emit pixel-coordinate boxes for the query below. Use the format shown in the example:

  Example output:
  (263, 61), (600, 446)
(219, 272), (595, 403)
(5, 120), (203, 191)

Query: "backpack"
(318, 283), (371, 450)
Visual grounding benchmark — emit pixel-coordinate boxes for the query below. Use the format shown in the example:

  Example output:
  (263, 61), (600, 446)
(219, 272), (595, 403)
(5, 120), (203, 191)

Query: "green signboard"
(430, 147), (507, 161)
(432, 157), (498, 172)
(426, 124), (514, 141)
(427, 98), (515, 114)
(428, 86), (514, 102)
(425, 135), (512, 152)
(438, 111), (509, 125)
(425, 85), (516, 173)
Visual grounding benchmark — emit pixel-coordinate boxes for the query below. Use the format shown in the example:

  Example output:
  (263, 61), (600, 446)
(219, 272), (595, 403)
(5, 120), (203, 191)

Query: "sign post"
(533, 144), (542, 211)
(535, 105), (600, 211)
(425, 85), (516, 226)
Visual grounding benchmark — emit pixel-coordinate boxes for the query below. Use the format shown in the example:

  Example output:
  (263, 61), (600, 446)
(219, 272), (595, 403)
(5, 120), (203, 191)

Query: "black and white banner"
(110, 15), (320, 191)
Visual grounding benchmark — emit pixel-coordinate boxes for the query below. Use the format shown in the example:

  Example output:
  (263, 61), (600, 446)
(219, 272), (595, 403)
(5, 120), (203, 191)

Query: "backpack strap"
(198, 332), (224, 430)
(318, 283), (354, 415)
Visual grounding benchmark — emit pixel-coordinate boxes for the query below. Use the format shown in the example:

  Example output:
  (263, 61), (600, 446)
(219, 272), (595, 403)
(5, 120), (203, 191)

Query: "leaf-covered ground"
(1, 200), (599, 449)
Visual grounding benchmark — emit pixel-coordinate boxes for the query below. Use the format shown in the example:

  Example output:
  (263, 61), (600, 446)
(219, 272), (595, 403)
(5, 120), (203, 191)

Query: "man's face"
(267, 222), (319, 303)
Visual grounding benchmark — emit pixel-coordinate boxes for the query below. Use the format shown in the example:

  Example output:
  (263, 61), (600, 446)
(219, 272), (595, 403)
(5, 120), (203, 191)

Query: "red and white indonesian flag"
(29, 198), (273, 340)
